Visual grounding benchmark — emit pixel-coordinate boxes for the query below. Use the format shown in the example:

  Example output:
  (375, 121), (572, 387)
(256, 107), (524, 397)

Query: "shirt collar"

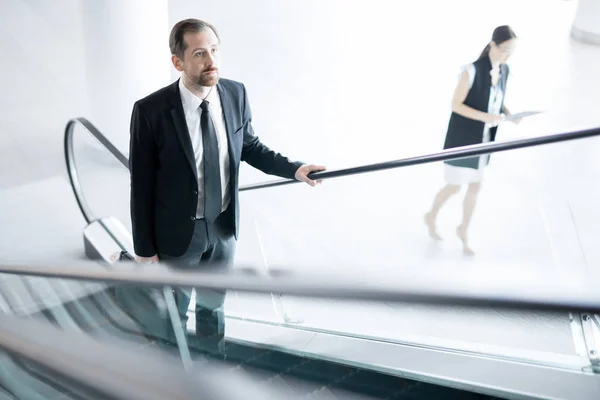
(178, 78), (218, 113)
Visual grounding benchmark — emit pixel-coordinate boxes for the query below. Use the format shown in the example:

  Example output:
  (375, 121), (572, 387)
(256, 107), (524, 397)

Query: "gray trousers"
(160, 210), (236, 351)
(113, 209), (235, 354)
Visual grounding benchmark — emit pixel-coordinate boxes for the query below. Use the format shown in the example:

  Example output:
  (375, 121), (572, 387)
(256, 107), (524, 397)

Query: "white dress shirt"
(178, 78), (231, 218)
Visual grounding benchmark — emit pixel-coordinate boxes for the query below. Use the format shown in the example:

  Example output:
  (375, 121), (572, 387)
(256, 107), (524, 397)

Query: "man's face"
(173, 28), (220, 87)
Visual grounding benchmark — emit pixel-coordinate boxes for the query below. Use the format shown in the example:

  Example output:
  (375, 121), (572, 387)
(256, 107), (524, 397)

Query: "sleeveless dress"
(443, 64), (505, 185)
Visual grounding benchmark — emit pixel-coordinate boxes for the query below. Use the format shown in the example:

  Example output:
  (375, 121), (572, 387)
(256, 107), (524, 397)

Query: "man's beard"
(193, 70), (219, 87)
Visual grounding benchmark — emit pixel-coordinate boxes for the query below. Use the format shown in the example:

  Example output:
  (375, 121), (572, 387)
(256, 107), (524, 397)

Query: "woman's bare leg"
(425, 184), (460, 240)
(457, 182), (481, 255)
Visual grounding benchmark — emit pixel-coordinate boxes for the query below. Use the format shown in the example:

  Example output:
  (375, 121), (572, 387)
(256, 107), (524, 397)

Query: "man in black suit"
(129, 18), (325, 352)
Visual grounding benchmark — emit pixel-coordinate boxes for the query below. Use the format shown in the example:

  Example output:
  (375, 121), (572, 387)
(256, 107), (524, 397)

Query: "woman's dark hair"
(478, 25), (517, 59)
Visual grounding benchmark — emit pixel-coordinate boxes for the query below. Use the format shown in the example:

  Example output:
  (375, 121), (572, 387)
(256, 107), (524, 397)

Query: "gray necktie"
(200, 100), (222, 222)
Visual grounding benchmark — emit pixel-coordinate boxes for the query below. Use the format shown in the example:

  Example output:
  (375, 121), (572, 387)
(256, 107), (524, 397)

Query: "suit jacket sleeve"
(239, 84), (304, 179)
(129, 102), (157, 257)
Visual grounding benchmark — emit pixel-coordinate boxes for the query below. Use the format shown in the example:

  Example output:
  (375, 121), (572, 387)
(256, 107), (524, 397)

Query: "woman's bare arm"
(451, 71), (502, 125)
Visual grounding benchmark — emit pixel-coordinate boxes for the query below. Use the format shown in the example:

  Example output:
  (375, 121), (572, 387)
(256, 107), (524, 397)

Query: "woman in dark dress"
(424, 25), (520, 255)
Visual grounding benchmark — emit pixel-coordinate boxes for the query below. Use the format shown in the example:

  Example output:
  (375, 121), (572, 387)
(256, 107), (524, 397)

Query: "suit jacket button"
(193, 190), (198, 195)
(190, 216), (196, 221)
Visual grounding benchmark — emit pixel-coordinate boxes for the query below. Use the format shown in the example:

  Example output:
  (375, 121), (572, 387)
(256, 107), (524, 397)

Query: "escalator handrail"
(64, 117), (129, 223)
(64, 117), (600, 196)
(1, 261), (599, 314)
(240, 125), (600, 191)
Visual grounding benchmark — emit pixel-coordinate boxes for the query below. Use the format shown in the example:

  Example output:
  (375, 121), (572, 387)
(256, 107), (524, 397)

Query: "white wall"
(81, 0), (172, 154)
(0, 0), (172, 189)
(0, 0), (89, 188)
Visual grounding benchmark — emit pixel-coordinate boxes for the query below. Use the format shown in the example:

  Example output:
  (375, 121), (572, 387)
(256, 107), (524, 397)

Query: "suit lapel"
(169, 80), (198, 181)
(217, 82), (237, 172)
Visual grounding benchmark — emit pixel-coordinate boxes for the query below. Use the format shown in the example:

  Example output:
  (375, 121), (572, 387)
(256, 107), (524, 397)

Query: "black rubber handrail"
(64, 117), (129, 223)
(64, 117), (600, 201)
(240, 126), (600, 191)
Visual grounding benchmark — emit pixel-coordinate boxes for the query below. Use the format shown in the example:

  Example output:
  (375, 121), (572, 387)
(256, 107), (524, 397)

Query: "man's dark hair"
(169, 18), (220, 60)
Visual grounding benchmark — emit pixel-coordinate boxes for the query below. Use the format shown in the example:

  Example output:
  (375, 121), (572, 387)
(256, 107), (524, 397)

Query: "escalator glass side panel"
(0, 271), (507, 399)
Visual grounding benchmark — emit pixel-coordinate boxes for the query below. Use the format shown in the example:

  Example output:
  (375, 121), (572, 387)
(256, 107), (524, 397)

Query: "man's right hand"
(135, 254), (159, 264)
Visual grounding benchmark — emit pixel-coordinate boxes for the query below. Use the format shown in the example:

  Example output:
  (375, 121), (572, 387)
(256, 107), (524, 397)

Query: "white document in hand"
(503, 110), (543, 121)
